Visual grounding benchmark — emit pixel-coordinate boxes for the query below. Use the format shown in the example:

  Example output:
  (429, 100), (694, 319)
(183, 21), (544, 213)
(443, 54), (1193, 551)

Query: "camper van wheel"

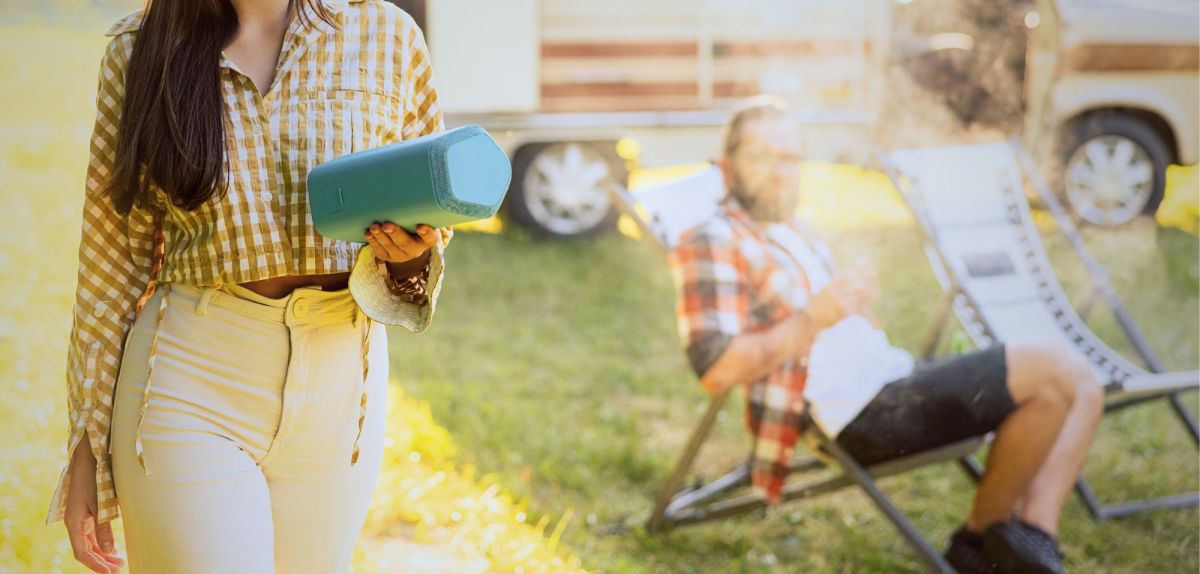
(1062, 114), (1170, 226)
(506, 142), (624, 238)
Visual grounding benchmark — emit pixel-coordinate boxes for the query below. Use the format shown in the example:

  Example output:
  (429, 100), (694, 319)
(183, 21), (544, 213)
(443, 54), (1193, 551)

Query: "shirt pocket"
(297, 90), (399, 166)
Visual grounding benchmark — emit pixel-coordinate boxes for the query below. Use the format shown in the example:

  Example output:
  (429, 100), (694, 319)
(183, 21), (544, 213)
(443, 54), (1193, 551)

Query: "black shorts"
(834, 345), (1016, 467)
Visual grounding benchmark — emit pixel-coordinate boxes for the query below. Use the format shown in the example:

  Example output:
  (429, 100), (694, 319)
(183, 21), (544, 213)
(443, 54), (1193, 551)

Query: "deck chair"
(607, 166), (986, 574)
(877, 140), (1200, 521)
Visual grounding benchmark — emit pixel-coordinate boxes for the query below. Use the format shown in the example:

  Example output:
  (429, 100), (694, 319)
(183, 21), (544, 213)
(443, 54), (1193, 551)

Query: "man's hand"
(844, 259), (881, 326)
(64, 432), (125, 573)
(809, 262), (878, 326)
(844, 258), (879, 307)
(364, 222), (439, 265)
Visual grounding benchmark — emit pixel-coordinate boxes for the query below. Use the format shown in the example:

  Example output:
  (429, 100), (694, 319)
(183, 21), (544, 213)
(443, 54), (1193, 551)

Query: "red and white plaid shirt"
(669, 198), (835, 503)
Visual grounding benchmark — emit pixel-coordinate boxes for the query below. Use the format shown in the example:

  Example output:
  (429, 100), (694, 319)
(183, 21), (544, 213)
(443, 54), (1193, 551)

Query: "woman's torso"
(222, 4), (342, 298)
(106, 0), (438, 297)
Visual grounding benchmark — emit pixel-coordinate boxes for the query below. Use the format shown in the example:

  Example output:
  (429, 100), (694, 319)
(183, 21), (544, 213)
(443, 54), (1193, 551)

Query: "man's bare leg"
(965, 344), (1083, 532)
(1018, 363), (1104, 536)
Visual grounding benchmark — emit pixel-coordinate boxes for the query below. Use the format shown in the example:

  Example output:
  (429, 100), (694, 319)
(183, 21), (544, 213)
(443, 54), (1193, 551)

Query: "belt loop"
(195, 284), (219, 316)
(135, 284), (171, 475)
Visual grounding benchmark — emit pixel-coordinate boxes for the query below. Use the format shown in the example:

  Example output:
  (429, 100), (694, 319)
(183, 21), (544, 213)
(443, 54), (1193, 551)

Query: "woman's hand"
(364, 222), (438, 265)
(64, 431), (125, 573)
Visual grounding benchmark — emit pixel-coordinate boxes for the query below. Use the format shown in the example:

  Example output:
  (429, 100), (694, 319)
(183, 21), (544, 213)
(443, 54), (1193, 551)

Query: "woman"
(46, 0), (452, 571)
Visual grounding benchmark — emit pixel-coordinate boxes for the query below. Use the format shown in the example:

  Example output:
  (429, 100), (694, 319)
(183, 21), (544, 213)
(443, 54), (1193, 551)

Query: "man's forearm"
(699, 310), (824, 396)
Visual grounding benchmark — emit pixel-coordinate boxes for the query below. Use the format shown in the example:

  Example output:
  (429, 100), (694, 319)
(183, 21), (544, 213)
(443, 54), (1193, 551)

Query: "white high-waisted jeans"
(110, 281), (388, 573)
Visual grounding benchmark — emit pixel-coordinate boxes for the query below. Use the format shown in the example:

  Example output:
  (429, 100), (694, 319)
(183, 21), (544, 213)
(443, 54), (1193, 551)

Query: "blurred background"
(1, 0), (1196, 572)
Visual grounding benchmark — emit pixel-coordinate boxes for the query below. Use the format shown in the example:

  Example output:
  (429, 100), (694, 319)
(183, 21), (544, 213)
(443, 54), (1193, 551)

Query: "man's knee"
(1045, 343), (1107, 414)
(1009, 343), (1083, 407)
(1067, 355), (1105, 417)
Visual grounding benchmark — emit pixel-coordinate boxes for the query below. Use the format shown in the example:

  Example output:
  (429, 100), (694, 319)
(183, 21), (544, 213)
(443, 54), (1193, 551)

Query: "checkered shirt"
(669, 198), (835, 504)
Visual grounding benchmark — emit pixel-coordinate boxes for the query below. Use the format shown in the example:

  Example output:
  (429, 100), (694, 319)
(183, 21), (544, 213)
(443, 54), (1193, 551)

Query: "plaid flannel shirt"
(48, 0), (451, 526)
(669, 198), (835, 504)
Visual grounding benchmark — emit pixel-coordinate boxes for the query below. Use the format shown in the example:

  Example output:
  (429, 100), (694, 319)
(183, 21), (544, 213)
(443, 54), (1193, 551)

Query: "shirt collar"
(313, 0), (366, 17)
(322, 0), (351, 13)
(104, 0), (365, 38)
(219, 0), (362, 75)
(721, 195), (760, 228)
(721, 194), (809, 245)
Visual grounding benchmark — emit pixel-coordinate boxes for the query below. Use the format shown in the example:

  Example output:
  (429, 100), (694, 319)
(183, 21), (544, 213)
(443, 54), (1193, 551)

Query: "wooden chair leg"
(647, 391), (729, 532)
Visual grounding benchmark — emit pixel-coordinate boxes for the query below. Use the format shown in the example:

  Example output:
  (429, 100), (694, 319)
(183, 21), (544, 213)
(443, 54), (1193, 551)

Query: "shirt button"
(92, 306), (105, 318)
(293, 299), (308, 315)
(252, 123), (264, 135)
(260, 191), (273, 202)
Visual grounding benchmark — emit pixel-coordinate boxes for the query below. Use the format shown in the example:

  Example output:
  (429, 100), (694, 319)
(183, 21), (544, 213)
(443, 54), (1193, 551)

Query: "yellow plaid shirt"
(47, 0), (451, 526)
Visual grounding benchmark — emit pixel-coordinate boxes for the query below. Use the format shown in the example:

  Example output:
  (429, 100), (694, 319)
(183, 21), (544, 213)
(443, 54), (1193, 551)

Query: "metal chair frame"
(876, 141), (1199, 521)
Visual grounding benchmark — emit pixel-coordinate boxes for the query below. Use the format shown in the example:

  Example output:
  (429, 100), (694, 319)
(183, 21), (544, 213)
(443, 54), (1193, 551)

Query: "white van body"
(1024, 0), (1199, 225)
(425, 0), (890, 236)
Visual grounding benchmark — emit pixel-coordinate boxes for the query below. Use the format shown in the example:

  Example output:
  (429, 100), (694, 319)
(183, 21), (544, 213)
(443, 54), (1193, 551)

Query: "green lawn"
(391, 218), (1199, 573)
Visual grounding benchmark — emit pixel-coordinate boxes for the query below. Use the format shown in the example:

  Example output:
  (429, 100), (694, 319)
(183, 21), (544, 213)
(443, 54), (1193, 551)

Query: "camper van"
(1024, 0), (1199, 226)
(412, 0), (890, 237)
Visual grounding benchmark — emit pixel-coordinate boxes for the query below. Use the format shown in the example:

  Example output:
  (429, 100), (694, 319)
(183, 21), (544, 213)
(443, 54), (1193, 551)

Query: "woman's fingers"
(91, 547), (125, 573)
(94, 521), (125, 568)
(363, 230), (394, 261)
(414, 225), (440, 249)
(380, 222), (425, 251)
(80, 516), (119, 573)
(95, 520), (115, 554)
(364, 224), (408, 262)
(84, 523), (125, 573)
(72, 548), (112, 574)
(364, 222), (436, 262)
(85, 542), (125, 574)
(68, 515), (120, 573)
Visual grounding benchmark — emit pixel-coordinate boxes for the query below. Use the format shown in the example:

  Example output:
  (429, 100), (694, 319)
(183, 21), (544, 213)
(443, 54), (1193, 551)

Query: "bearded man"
(667, 96), (1103, 574)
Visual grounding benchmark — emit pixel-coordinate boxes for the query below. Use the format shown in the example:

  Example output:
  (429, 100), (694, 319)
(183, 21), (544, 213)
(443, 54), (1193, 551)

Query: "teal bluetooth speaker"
(307, 124), (512, 242)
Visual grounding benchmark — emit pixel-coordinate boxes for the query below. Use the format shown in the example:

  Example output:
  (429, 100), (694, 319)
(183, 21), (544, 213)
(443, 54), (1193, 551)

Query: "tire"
(505, 142), (625, 238)
(1061, 114), (1171, 226)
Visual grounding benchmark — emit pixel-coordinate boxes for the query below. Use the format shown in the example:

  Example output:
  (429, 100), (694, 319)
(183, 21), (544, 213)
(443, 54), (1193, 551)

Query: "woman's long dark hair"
(108, 0), (334, 215)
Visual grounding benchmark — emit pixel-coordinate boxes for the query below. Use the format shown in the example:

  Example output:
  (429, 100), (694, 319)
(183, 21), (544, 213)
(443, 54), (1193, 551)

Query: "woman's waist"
(166, 279), (359, 327)
(237, 272), (351, 299)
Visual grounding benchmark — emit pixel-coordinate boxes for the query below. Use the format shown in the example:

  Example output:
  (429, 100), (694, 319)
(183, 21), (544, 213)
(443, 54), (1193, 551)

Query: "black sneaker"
(944, 526), (994, 574)
(982, 520), (1066, 574)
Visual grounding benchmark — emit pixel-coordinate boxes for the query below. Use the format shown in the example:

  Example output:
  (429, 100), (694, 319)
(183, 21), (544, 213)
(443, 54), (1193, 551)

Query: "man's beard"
(728, 176), (799, 223)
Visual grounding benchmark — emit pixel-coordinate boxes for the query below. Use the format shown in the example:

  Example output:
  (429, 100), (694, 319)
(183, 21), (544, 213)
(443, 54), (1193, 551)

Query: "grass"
(2, 10), (1198, 574)
(392, 217), (1198, 573)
